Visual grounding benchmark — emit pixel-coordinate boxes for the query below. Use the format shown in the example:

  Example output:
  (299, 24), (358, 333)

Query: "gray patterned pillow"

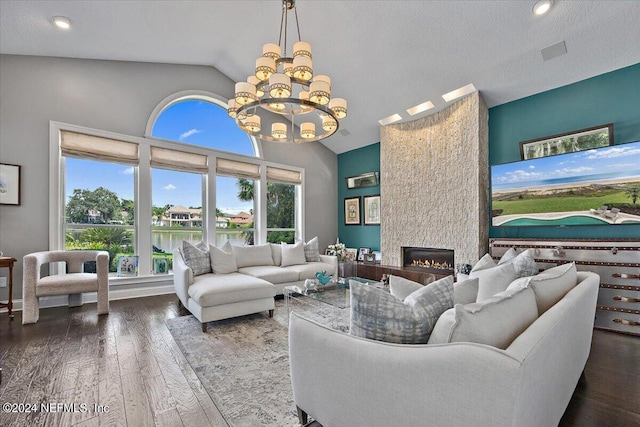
(349, 276), (454, 344)
(182, 241), (212, 276)
(498, 248), (537, 278)
(303, 236), (321, 262)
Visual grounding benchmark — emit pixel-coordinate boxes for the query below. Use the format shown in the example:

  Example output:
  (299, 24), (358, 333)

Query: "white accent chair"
(22, 250), (110, 324)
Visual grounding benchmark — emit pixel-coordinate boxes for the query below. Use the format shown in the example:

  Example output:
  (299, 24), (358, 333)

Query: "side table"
(0, 256), (17, 320)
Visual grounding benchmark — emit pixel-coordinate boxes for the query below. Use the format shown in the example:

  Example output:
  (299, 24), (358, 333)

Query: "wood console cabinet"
(489, 238), (640, 337)
(354, 262), (450, 285)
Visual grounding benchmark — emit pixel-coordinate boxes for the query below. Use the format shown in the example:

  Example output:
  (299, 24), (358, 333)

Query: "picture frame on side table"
(358, 247), (371, 262)
(0, 163), (21, 205)
(344, 196), (361, 225)
(343, 248), (358, 262)
(364, 253), (376, 264)
(363, 195), (381, 225)
(117, 255), (139, 277)
(372, 250), (382, 263)
(153, 257), (169, 274)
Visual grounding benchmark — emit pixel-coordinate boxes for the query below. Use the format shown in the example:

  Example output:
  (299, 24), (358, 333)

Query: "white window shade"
(60, 130), (138, 165)
(266, 166), (302, 184)
(151, 147), (208, 173)
(216, 158), (260, 179)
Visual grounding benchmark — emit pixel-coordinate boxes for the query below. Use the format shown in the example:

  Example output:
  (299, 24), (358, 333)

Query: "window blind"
(216, 158), (260, 179)
(60, 130), (138, 165)
(150, 147), (208, 173)
(266, 166), (302, 184)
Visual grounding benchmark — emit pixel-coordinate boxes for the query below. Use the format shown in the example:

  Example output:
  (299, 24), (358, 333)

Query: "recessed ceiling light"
(378, 114), (402, 126)
(51, 16), (72, 30)
(442, 83), (477, 103)
(407, 101), (435, 116)
(533, 0), (553, 16)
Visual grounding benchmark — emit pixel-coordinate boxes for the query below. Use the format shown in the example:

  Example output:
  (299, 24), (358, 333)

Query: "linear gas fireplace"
(402, 247), (454, 273)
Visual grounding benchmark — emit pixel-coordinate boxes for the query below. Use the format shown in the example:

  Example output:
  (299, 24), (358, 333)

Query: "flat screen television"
(491, 140), (640, 227)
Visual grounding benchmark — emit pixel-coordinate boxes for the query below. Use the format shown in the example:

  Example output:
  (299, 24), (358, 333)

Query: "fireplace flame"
(410, 259), (453, 270)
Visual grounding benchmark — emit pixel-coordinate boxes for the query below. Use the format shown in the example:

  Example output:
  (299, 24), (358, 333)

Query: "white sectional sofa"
(173, 242), (337, 332)
(289, 270), (600, 427)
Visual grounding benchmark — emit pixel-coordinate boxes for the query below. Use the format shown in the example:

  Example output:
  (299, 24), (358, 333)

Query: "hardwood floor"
(1, 294), (638, 427)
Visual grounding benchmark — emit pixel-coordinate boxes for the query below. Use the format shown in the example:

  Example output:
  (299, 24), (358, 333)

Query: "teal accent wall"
(489, 62), (640, 239)
(337, 143), (381, 250)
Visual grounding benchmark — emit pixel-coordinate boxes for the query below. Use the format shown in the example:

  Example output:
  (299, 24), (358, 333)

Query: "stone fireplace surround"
(380, 91), (489, 267)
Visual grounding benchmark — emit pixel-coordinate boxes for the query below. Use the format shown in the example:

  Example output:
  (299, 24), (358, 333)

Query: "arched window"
(147, 91), (260, 157)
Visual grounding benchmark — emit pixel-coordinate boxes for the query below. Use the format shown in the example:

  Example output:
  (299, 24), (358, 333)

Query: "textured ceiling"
(1, 1), (639, 154)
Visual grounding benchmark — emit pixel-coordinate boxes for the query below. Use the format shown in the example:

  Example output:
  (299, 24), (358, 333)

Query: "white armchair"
(22, 250), (109, 324)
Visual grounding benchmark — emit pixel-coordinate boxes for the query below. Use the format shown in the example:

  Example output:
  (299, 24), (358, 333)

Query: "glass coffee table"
(283, 276), (384, 329)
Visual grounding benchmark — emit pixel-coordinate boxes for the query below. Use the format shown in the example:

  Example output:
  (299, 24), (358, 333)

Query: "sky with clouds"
(492, 142), (640, 190)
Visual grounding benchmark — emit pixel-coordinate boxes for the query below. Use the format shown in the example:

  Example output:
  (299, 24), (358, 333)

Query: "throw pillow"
(182, 241), (212, 276)
(428, 286), (539, 349)
(270, 243), (282, 266)
(453, 277), (479, 305)
(349, 276), (453, 344)
(281, 241), (307, 267)
(528, 262), (578, 314)
(471, 253), (497, 273)
(498, 248), (537, 278)
(303, 236), (321, 262)
(232, 244), (274, 268)
(471, 262), (518, 302)
(209, 242), (237, 274)
(389, 275), (423, 301)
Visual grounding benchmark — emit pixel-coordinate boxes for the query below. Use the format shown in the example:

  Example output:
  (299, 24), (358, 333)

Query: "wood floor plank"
(120, 371), (154, 427)
(97, 328), (126, 427)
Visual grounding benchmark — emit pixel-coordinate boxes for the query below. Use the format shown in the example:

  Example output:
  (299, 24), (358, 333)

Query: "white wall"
(0, 54), (338, 301)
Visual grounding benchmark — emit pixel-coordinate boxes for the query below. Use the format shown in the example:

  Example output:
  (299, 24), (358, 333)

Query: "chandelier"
(228, 0), (347, 143)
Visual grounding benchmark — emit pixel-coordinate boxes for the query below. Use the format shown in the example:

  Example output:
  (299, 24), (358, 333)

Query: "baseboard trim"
(0, 284), (175, 312)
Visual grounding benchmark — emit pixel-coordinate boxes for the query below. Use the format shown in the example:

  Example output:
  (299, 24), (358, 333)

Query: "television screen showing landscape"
(491, 141), (640, 227)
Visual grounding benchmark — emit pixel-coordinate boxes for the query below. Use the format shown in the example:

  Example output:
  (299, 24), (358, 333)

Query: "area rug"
(165, 296), (349, 427)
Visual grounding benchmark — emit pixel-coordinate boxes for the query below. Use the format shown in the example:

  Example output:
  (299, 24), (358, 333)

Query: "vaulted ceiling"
(1, 1), (639, 154)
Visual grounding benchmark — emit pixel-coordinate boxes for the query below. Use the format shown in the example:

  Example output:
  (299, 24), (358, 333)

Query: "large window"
(51, 92), (303, 283)
(65, 158), (135, 274)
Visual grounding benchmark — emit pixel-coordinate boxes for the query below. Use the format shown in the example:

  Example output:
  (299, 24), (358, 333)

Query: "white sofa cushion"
(349, 276), (453, 344)
(182, 241), (212, 276)
(188, 273), (275, 306)
(473, 253), (497, 271)
(428, 286), (538, 349)
(237, 265), (299, 284)
(303, 236), (321, 262)
(528, 262), (578, 314)
(232, 244), (274, 268)
(471, 262), (518, 302)
(284, 261), (336, 280)
(281, 241), (307, 267)
(498, 248), (537, 278)
(453, 277), (480, 305)
(389, 275), (423, 300)
(209, 242), (237, 274)
(270, 243), (282, 266)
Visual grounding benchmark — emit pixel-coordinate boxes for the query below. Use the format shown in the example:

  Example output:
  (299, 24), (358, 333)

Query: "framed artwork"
(343, 248), (358, 262)
(363, 253), (376, 264)
(117, 255), (139, 277)
(346, 171), (379, 189)
(363, 195), (381, 225)
(325, 249), (334, 256)
(344, 196), (361, 225)
(519, 123), (613, 160)
(153, 257), (169, 274)
(358, 247), (371, 262)
(372, 250), (382, 263)
(0, 163), (21, 205)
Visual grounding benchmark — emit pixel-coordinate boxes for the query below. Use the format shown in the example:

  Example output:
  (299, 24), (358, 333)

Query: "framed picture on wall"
(363, 195), (381, 225)
(344, 196), (361, 225)
(0, 163), (21, 205)
(519, 123), (613, 160)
